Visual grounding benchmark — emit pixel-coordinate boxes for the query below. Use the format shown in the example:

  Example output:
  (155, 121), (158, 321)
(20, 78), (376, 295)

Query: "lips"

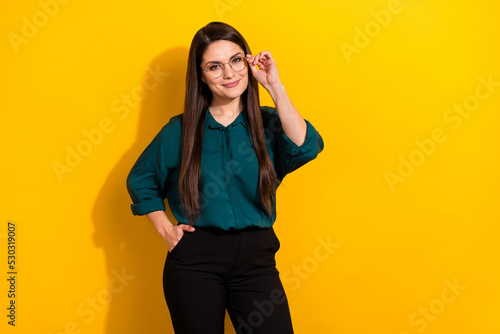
(223, 80), (240, 88)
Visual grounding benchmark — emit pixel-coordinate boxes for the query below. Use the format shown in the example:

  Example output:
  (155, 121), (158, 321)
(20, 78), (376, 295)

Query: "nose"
(222, 64), (236, 79)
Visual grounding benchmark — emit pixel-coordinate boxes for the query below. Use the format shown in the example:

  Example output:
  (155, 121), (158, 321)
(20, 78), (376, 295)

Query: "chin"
(213, 79), (248, 101)
(220, 87), (246, 99)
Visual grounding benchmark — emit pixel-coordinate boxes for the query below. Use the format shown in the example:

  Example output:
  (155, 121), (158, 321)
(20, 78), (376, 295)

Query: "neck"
(209, 97), (244, 117)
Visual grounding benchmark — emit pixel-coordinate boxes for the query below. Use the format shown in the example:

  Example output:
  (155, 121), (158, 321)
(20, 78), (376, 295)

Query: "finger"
(252, 55), (262, 69)
(252, 53), (259, 62)
(259, 53), (269, 67)
(257, 51), (273, 66)
(248, 56), (256, 66)
(246, 56), (257, 69)
(256, 57), (266, 70)
(179, 224), (195, 232)
(261, 55), (272, 67)
(261, 50), (272, 58)
(251, 58), (261, 72)
(258, 50), (271, 60)
(248, 62), (258, 77)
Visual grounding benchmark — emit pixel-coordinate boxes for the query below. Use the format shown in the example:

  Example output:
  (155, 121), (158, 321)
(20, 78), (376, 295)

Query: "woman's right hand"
(145, 211), (195, 252)
(164, 223), (196, 252)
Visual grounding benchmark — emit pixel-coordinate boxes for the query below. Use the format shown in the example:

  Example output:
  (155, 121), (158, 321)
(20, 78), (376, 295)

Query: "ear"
(201, 72), (207, 84)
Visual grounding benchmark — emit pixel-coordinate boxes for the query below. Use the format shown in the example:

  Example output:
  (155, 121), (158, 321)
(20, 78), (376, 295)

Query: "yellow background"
(2, 0), (499, 333)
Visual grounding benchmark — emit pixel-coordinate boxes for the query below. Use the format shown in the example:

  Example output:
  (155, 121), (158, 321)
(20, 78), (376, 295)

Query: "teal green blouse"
(126, 106), (324, 230)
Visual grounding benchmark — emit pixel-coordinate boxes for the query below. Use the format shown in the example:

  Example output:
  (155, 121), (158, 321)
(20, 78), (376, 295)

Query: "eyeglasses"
(203, 56), (247, 79)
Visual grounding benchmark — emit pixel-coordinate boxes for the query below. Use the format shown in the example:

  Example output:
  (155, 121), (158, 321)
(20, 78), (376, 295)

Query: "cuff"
(130, 198), (166, 216)
(281, 119), (321, 156)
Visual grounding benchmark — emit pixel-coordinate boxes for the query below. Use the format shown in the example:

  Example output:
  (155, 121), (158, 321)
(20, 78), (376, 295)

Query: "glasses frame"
(203, 56), (248, 79)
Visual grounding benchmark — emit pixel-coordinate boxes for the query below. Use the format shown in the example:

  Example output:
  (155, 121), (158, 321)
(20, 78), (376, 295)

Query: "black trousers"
(163, 226), (294, 334)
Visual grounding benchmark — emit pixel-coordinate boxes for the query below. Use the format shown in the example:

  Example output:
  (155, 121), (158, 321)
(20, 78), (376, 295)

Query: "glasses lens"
(206, 64), (223, 79)
(205, 57), (246, 78)
(231, 57), (246, 72)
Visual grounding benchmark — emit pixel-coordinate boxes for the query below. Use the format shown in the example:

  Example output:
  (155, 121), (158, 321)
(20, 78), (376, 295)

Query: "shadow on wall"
(91, 46), (239, 334)
(91, 46), (186, 334)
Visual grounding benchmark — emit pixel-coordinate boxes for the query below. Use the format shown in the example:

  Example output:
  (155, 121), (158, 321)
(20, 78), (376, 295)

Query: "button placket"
(219, 127), (229, 187)
(221, 128), (238, 227)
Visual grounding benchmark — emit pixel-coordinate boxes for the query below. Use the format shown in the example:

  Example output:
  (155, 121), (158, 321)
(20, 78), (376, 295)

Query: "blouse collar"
(205, 107), (249, 130)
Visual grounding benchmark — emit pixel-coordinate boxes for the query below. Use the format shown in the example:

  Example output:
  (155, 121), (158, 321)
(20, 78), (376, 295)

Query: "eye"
(231, 57), (242, 64)
(209, 64), (221, 71)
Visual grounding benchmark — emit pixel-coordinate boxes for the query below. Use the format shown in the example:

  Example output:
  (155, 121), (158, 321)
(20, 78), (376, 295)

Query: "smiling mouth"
(223, 80), (240, 88)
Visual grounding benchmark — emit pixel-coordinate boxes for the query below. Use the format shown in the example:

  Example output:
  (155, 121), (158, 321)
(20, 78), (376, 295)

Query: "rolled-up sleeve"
(262, 107), (324, 180)
(126, 117), (180, 215)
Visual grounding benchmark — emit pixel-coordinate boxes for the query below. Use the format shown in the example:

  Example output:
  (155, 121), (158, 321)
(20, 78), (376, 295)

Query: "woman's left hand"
(246, 51), (281, 90)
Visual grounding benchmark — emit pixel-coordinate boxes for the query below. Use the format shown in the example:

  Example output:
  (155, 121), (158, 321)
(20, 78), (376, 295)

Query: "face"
(200, 40), (249, 104)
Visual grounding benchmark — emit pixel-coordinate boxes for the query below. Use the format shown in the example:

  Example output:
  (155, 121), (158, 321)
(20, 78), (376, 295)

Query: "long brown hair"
(179, 21), (278, 224)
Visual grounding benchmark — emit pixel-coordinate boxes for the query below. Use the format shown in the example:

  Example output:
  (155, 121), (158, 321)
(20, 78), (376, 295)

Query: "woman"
(127, 21), (324, 334)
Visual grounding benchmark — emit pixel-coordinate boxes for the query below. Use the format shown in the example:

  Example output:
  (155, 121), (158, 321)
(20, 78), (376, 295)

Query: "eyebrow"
(205, 52), (243, 65)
